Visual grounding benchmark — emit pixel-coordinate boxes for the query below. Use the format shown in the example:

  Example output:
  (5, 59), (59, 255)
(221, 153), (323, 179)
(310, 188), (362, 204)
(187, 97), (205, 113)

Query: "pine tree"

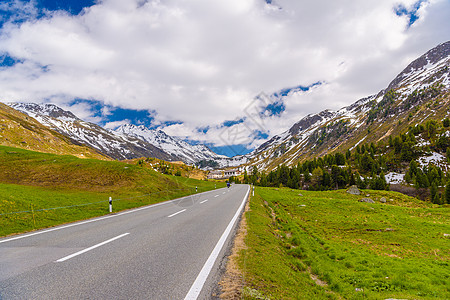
(443, 118), (450, 128)
(430, 183), (438, 204)
(447, 147), (450, 163)
(445, 180), (450, 204)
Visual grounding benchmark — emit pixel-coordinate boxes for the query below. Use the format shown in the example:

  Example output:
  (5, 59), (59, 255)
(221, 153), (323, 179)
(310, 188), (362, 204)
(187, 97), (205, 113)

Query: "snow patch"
(385, 172), (404, 184)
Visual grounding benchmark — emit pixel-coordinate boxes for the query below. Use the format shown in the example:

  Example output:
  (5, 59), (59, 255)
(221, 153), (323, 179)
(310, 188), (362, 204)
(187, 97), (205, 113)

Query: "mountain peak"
(8, 102), (79, 121)
(387, 40), (450, 91)
(242, 40), (450, 171)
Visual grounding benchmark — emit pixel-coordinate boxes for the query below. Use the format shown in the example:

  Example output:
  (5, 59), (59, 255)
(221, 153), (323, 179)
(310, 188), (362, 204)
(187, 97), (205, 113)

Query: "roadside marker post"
(253, 185), (255, 196)
(109, 197), (112, 213)
(196, 186), (198, 193)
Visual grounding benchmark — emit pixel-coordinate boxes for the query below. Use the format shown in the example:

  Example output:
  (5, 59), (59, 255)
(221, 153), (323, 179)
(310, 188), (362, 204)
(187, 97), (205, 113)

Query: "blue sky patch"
(262, 101), (285, 117)
(260, 81), (323, 117)
(210, 144), (252, 157)
(253, 130), (269, 140)
(222, 118), (245, 128)
(0, 54), (23, 67)
(0, 0), (95, 29)
(69, 99), (157, 129)
(197, 126), (210, 134)
(271, 82), (322, 99)
(395, 0), (427, 27)
(36, 0), (96, 15)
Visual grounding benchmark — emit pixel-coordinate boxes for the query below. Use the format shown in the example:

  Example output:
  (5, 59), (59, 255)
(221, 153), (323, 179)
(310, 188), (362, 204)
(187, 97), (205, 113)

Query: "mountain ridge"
(241, 40), (450, 171)
(0, 102), (108, 159)
(7, 102), (227, 164)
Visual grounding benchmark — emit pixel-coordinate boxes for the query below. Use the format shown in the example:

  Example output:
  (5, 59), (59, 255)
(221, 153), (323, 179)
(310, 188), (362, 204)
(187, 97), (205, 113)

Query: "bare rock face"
(347, 185), (361, 195)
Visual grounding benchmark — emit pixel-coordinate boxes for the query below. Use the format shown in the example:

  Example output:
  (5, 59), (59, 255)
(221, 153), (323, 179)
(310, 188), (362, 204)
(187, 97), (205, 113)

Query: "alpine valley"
(2, 41), (450, 178)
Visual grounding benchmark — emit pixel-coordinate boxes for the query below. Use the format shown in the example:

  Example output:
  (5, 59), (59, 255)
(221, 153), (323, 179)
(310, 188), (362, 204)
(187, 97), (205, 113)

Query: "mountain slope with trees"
(235, 41), (450, 204)
(244, 41), (450, 172)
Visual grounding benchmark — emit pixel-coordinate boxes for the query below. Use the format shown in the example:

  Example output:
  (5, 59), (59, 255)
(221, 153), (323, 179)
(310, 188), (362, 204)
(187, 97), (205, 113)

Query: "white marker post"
(109, 197), (112, 213)
(196, 186), (198, 193)
(253, 185), (255, 196)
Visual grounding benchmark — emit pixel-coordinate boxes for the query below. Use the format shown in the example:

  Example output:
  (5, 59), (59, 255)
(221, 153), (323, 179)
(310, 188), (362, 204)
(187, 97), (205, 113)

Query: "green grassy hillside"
(0, 146), (224, 237)
(239, 187), (449, 299)
(0, 102), (108, 160)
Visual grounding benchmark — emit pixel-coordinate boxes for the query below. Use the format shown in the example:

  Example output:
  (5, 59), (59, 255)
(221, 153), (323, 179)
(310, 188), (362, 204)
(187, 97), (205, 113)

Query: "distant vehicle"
(227, 182), (230, 188)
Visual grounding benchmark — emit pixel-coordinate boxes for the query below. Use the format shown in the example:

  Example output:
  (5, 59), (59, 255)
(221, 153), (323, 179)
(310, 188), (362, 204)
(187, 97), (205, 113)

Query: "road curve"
(0, 184), (249, 299)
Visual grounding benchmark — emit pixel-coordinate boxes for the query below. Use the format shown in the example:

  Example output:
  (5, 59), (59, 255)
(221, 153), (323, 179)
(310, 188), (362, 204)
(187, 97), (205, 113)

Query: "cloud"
(103, 119), (131, 130)
(0, 0), (448, 152)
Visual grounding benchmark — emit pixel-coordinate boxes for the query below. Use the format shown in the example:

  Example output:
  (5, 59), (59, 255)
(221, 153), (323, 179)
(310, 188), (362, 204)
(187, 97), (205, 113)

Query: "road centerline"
(200, 200), (208, 204)
(55, 233), (130, 263)
(167, 209), (187, 218)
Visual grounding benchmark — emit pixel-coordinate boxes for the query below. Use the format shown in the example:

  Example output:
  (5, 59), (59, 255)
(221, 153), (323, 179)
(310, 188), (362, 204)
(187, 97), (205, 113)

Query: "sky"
(0, 0), (449, 156)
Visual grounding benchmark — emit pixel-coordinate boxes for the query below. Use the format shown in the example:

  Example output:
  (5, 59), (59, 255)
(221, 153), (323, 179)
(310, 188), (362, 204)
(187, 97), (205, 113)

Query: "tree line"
(232, 118), (450, 205)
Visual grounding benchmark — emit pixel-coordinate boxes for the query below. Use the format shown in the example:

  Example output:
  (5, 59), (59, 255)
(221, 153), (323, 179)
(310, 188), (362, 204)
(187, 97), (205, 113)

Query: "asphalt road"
(0, 184), (250, 299)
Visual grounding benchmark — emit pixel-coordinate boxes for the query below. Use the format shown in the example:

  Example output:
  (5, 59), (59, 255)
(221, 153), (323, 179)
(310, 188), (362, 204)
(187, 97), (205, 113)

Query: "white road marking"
(0, 189), (219, 244)
(0, 214), (116, 244)
(214, 195), (219, 198)
(55, 233), (130, 263)
(184, 186), (249, 300)
(167, 209), (187, 218)
(200, 200), (208, 204)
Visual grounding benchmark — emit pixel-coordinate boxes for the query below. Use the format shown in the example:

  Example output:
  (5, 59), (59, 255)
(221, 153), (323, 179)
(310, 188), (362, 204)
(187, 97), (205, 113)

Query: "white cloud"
(103, 119), (131, 130)
(0, 0), (448, 149)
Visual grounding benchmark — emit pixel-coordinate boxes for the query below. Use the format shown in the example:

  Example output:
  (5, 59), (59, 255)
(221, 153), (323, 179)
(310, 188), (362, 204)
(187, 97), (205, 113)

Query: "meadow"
(0, 146), (224, 237)
(239, 187), (449, 299)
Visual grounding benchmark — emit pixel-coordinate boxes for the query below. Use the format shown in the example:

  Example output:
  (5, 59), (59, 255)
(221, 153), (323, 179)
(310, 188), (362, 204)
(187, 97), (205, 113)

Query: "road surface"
(0, 184), (249, 299)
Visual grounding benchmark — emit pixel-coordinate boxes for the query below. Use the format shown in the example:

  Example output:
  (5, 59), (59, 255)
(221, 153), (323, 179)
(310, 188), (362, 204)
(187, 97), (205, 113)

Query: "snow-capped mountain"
(242, 40), (450, 171)
(7, 103), (179, 161)
(7, 102), (230, 163)
(114, 124), (227, 164)
(0, 102), (107, 159)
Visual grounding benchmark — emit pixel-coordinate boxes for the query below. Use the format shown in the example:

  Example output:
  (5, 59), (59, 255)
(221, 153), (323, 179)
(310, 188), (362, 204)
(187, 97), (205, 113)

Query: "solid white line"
(0, 214), (117, 244)
(167, 209), (186, 218)
(200, 200), (208, 204)
(184, 186), (249, 300)
(0, 188), (227, 245)
(55, 233), (130, 263)
(0, 189), (221, 244)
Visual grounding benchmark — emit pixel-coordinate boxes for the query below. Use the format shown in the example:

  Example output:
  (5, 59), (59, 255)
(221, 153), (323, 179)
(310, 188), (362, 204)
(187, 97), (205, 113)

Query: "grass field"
(239, 187), (450, 299)
(0, 146), (225, 237)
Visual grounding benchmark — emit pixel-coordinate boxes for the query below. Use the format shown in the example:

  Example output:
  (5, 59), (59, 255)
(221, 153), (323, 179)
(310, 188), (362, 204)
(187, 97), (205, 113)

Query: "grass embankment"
(239, 187), (449, 299)
(0, 146), (224, 237)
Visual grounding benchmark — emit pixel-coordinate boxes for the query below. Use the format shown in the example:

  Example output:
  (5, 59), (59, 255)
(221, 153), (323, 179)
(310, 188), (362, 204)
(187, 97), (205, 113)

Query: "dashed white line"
(167, 209), (187, 218)
(200, 200), (208, 204)
(214, 195), (219, 198)
(55, 233), (130, 263)
(0, 189), (215, 245)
